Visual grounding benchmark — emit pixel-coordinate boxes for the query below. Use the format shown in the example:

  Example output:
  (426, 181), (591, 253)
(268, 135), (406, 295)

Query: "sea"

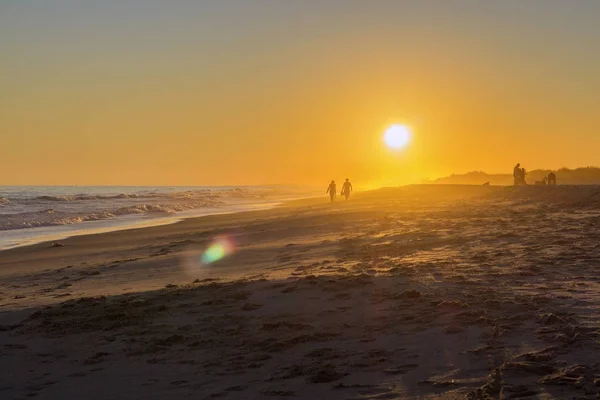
(0, 185), (318, 250)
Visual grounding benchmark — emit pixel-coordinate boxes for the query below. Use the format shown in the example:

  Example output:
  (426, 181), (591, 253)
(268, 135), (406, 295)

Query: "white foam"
(0, 185), (321, 249)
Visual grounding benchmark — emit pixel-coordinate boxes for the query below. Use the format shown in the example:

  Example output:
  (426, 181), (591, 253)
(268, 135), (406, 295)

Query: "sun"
(383, 124), (412, 150)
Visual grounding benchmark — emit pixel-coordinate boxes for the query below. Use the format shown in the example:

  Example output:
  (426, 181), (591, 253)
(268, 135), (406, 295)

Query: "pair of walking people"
(326, 179), (352, 202)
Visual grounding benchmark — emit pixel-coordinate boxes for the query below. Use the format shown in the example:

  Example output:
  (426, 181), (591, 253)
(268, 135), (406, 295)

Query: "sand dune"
(2, 185), (600, 399)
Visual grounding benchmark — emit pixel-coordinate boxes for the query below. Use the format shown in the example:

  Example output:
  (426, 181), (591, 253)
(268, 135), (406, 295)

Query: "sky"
(2, 1), (600, 186)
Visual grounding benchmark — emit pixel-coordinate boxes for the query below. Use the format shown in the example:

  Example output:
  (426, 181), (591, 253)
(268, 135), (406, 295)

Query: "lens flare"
(179, 234), (238, 277)
(200, 236), (235, 265)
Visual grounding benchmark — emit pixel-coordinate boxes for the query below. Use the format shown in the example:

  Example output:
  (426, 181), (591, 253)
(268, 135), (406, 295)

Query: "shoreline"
(3, 183), (596, 255)
(0, 197), (316, 252)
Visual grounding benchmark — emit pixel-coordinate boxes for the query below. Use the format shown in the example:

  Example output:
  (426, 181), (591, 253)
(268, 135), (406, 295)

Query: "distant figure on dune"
(513, 163), (522, 185)
(548, 171), (557, 185)
(341, 178), (353, 200)
(513, 163), (527, 185)
(326, 180), (337, 202)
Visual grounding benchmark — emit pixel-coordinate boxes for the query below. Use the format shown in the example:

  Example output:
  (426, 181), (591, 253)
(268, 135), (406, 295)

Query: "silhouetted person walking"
(548, 171), (557, 185)
(326, 180), (337, 202)
(341, 178), (353, 200)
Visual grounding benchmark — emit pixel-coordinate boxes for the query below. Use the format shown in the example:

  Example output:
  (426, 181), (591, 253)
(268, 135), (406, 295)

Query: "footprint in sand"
(55, 282), (72, 290)
(260, 389), (295, 397)
(348, 386), (400, 399)
(308, 366), (346, 383)
(383, 364), (419, 375)
(79, 270), (101, 277)
(281, 285), (297, 293)
(241, 303), (263, 311)
(83, 352), (110, 365)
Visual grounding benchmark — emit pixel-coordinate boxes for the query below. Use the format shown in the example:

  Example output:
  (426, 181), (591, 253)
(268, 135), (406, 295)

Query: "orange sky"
(2, 2), (600, 186)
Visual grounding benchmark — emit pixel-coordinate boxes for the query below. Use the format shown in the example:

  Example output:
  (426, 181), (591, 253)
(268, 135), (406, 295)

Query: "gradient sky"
(2, 1), (600, 186)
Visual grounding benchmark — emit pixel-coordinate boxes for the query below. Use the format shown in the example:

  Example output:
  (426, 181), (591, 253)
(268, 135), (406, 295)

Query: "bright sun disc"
(384, 125), (411, 149)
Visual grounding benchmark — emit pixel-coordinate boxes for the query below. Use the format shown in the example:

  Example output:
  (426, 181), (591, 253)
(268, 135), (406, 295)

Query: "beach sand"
(2, 185), (600, 399)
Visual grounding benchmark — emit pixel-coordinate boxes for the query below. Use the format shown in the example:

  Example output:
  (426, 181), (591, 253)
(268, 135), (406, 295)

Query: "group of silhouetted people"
(536, 171), (557, 185)
(513, 163), (527, 185)
(326, 178), (353, 202)
(513, 163), (557, 186)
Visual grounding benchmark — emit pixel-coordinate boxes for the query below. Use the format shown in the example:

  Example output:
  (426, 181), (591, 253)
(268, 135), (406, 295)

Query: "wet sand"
(2, 185), (600, 399)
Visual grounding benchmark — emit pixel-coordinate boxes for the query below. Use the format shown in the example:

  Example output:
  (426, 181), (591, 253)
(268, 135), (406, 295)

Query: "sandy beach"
(2, 185), (600, 399)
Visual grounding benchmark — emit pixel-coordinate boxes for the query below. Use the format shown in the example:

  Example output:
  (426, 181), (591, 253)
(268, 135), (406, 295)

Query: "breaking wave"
(0, 200), (225, 231)
(35, 193), (155, 202)
(0, 185), (316, 237)
(30, 189), (258, 203)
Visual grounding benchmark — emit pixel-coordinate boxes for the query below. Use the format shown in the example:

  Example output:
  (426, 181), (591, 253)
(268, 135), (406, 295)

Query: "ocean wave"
(31, 189), (256, 202)
(0, 209), (112, 230)
(35, 194), (143, 202)
(111, 201), (223, 216)
(0, 197), (9, 205)
(0, 200), (225, 231)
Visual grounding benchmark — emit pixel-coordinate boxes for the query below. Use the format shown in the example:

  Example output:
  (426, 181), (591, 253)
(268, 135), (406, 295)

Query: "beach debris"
(539, 365), (590, 388)
(501, 361), (555, 375)
(468, 368), (503, 399)
(515, 347), (557, 362)
(539, 313), (561, 325)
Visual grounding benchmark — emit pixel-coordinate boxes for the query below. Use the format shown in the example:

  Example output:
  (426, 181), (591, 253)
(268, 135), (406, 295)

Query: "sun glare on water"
(384, 125), (412, 150)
